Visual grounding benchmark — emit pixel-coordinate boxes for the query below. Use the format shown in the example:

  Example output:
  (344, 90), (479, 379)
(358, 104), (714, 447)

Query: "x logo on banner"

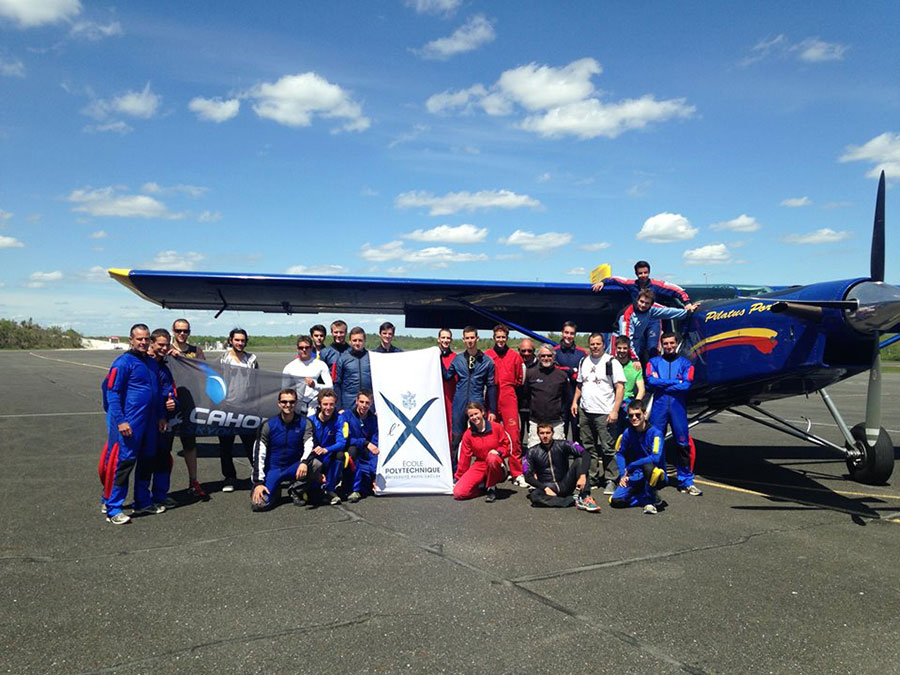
(379, 394), (441, 466)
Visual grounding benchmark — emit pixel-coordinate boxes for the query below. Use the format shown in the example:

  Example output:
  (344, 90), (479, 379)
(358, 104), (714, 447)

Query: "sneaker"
(680, 484), (703, 496)
(513, 475), (529, 488)
(100, 503), (107, 514)
(576, 495), (601, 512)
(222, 478), (235, 493)
(643, 503), (658, 515)
(161, 496), (178, 509)
(189, 480), (210, 501)
(347, 491), (361, 503)
(603, 480), (616, 495)
(134, 503), (166, 515)
(291, 490), (307, 507)
(484, 487), (497, 503)
(106, 512), (131, 525)
(328, 491), (342, 505)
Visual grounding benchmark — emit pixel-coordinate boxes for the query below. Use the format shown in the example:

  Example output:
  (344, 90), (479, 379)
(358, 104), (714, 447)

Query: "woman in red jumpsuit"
(454, 402), (510, 503)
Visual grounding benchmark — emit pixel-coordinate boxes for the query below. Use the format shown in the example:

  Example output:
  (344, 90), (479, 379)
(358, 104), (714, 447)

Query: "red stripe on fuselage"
(696, 336), (778, 355)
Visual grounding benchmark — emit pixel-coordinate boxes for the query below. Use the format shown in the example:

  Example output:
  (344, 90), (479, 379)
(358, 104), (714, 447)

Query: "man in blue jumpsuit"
(148, 328), (179, 510)
(291, 389), (348, 506)
(610, 400), (667, 514)
(645, 332), (702, 495)
(341, 390), (379, 502)
(250, 389), (314, 511)
(442, 326), (497, 468)
(100, 323), (167, 525)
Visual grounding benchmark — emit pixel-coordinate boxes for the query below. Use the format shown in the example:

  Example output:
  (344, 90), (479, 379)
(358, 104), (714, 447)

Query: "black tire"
(846, 423), (895, 485)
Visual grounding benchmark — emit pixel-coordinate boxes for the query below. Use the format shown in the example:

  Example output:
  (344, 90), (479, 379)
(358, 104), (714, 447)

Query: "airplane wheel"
(846, 423), (895, 485)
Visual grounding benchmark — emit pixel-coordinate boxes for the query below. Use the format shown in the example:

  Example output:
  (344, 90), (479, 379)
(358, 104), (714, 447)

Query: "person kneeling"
(609, 401), (666, 514)
(523, 423), (599, 511)
(289, 389), (348, 507)
(251, 389), (314, 511)
(342, 390), (379, 503)
(454, 402), (510, 503)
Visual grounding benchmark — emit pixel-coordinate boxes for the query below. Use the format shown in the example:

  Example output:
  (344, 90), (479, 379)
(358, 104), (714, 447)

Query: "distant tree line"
(0, 319), (83, 350)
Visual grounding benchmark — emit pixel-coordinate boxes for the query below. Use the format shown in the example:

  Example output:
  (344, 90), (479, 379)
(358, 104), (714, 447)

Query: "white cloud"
(386, 266), (408, 276)
(683, 243), (732, 265)
(395, 189), (541, 216)
(783, 228), (852, 244)
(425, 57), (695, 139)
(67, 186), (184, 219)
(89, 230), (106, 239)
(81, 265), (109, 282)
(498, 229), (573, 252)
(781, 196), (812, 207)
(0, 209), (12, 220)
(141, 182), (207, 197)
(0, 235), (24, 248)
(149, 250), (205, 271)
(403, 223), (487, 244)
(636, 212), (698, 243)
(493, 253), (522, 261)
(840, 132), (900, 180)
(285, 264), (348, 275)
(710, 214), (761, 232)
(197, 210), (221, 223)
(189, 96), (240, 123)
(0, 0), (81, 27)
(245, 72), (369, 133)
(83, 120), (132, 134)
(359, 240), (487, 264)
(792, 38), (848, 63)
(566, 267), (588, 276)
(27, 270), (63, 288)
(519, 95), (695, 139)
(69, 19), (122, 40)
(580, 242), (611, 251)
(0, 57), (25, 77)
(404, 0), (460, 15)
(388, 123), (428, 148)
(415, 14), (495, 60)
(112, 82), (160, 118)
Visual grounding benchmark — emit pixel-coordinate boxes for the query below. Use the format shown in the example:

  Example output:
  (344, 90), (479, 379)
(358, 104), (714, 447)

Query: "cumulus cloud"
(149, 250), (205, 271)
(403, 223), (487, 244)
(83, 120), (132, 134)
(0, 57), (25, 77)
(69, 19), (122, 40)
(566, 267), (588, 276)
(425, 57), (695, 139)
(683, 243), (732, 265)
(285, 264), (348, 275)
(27, 270), (63, 287)
(0, 0), (81, 27)
(82, 82), (160, 128)
(67, 186), (184, 219)
(0, 235), (24, 248)
(415, 14), (495, 60)
(741, 34), (848, 66)
(498, 229), (573, 252)
(636, 213), (698, 243)
(840, 132), (900, 180)
(189, 96), (240, 123)
(404, 0), (460, 15)
(783, 228), (851, 244)
(359, 241), (487, 264)
(580, 242), (611, 251)
(141, 182), (207, 197)
(245, 72), (369, 133)
(81, 265), (109, 282)
(781, 196), (811, 207)
(89, 230), (106, 239)
(395, 189), (541, 216)
(710, 214), (761, 232)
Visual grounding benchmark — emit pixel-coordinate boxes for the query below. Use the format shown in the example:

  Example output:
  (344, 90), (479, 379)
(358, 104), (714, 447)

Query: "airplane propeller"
(864, 171), (886, 448)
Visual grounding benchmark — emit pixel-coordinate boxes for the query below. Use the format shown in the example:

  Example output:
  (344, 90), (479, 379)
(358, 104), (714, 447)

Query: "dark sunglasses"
(520, 349), (534, 353)
(278, 399), (297, 405)
(628, 412), (643, 419)
(297, 345), (311, 349)
(174, 328), (190, 334)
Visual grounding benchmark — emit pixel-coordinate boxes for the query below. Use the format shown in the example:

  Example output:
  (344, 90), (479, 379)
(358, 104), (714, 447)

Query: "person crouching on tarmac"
(289, 389), (348, 507)
(645, 331), (702, 496)
(250, 389), (313, 512)
(610, 401), (667, 514)
(453, 402), (510, 503)
(522, 423), (599, 511)
(341, 390), (379, 503)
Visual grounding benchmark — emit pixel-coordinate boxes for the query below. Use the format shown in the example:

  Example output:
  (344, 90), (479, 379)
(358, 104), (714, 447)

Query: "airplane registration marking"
(703, 302), (773, 323)
(689, 328), (779, 356)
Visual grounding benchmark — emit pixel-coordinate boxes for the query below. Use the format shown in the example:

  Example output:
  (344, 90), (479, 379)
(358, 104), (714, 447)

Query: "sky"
(1, 0), (899, 338)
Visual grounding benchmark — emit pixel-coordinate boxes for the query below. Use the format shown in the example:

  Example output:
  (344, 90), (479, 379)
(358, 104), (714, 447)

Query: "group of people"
(98, 260), (703, 524)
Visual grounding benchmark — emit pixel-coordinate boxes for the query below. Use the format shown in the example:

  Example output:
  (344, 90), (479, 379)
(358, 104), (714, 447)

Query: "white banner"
(370, 347), (453, 495)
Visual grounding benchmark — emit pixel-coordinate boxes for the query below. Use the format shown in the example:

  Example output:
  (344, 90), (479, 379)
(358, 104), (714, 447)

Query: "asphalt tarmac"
(1, 349), (899, 675)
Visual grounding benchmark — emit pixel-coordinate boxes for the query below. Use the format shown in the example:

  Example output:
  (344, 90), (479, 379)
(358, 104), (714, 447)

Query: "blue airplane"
(109, 173), (897, 484)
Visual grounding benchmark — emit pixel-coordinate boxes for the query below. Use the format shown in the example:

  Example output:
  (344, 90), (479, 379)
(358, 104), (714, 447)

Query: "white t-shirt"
(576, 354), (625, 414)
(282, 357), (333, 415)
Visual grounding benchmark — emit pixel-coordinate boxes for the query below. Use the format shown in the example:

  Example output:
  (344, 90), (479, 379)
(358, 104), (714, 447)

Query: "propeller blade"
(871, 171), (886, 282)
(864, 338), (882, 446)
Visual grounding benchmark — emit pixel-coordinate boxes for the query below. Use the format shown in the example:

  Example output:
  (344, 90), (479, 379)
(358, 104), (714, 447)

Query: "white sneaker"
(642, 503), (658, 515)
(513, 475), (529, 488)
(134, 503), (166, 515)
(680, 484), (703, 496)
(106, 512), (131, 525)
(222, 478), (236, 493)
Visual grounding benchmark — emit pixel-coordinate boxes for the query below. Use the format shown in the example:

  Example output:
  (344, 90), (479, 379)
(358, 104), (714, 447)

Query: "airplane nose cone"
(845, 281), (900, 333)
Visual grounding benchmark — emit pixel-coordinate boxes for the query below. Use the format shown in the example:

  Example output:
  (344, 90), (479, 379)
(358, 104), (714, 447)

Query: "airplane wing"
(108, 268), (758, 332)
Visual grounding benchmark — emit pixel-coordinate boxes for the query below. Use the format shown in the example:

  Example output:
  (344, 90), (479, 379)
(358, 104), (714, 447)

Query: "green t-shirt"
(621, 358), (643, 400)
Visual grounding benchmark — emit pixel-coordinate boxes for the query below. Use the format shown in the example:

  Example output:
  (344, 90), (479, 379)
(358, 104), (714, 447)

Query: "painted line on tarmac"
(694, 478), (900, 523)
(0, 411), (103, 418)
(27, 351), (108, 370)
(715, 411), (900, 435)
(697, 476), (900, 501)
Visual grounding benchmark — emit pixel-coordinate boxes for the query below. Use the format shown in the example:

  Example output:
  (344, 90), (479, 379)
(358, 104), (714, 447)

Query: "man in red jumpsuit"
(438, 328), (456, 446)
(485, 324), (525, 486)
